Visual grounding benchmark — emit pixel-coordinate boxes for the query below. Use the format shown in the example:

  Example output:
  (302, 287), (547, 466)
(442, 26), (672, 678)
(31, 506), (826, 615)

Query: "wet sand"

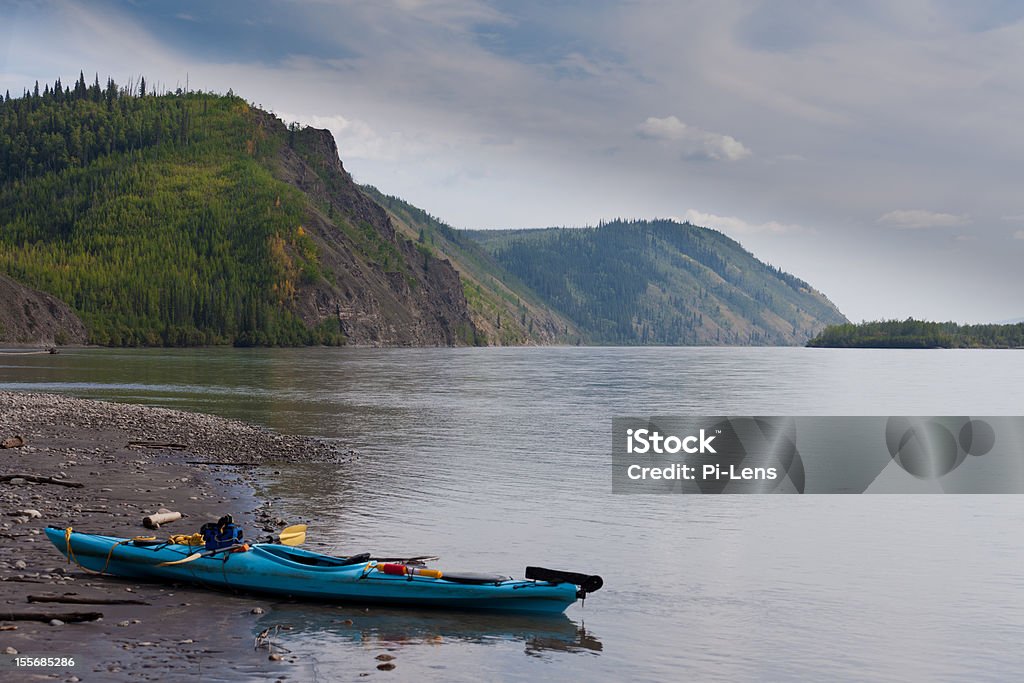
(0, 391), (361, 681)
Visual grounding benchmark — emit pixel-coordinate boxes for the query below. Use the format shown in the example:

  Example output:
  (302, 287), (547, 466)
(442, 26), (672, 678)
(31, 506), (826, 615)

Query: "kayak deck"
(44, 528), (583, 614)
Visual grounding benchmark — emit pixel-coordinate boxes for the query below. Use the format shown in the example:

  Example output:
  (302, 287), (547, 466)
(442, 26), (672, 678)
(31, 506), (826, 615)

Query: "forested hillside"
(0, 75), (848, 348)
(807, 319), (1024, 348)
(467, 220), (847, 345)
(363, 186), (577, 345)
(0, 75), (476, 346)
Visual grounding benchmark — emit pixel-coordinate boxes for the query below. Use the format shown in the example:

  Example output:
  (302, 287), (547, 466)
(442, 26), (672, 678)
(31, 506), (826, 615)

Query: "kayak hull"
(44, 529), (579, 614)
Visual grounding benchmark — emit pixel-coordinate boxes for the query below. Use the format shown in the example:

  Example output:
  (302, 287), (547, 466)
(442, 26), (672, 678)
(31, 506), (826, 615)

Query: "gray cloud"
(878, 210), (970, 230)
(678, 210), (806, 236)
(636, 116), (751, 161)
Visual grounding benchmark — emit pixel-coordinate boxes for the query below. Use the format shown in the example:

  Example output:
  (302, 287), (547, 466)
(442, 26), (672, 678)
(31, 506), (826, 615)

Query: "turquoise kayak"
(44, 528), (601, 614)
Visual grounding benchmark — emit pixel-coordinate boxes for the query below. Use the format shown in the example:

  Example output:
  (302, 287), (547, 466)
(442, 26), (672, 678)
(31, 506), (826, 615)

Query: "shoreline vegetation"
(807, 319), (1024, 349)
(0, 390), (362, 679)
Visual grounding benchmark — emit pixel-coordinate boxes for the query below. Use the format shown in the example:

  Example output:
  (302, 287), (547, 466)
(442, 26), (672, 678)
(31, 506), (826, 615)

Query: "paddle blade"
(157, 552), (202, 567)
(278, 524), (307, 546)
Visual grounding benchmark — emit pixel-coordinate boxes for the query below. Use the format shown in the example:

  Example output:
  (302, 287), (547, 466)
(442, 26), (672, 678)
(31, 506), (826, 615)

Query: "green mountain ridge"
(359, 191), (847, 346)
(0, 75), (846, 347)
(464, 221), (848, 345)
(0, 75), (476, 346)
(361, 185), (578, 345)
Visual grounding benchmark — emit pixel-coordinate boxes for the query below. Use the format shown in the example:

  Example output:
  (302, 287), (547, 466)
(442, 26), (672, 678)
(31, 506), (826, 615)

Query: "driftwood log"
(128, 441), (187, 450)
(28, 594), (150, 606)
(0, 474), (83, 488)
(0, 611), (103, 623)
(143, 510), (181, 529)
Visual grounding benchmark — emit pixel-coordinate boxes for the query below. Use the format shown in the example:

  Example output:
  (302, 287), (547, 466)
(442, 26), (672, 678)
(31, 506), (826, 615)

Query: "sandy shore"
(0, 391), (357, 681)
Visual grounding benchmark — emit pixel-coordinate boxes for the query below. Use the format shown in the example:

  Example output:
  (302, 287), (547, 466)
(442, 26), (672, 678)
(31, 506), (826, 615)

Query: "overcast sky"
(2, 0), (1023, 322)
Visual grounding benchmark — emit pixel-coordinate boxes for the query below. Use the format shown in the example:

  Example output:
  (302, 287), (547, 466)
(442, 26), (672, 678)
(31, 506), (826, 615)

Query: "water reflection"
(254, 604), (602, 658)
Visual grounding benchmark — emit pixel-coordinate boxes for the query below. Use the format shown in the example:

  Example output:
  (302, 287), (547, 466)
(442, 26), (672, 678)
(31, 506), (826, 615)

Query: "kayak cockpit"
(254, 544), (366, 568)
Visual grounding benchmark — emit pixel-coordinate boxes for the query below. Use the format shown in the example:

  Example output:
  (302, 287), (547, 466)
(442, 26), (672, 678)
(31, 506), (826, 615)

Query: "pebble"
(20, 509), (42, 519)
(251, 607), (265, 614)
(3, 647), (17, 655)
(49, 619), (64, 626)
(375, 654), (395, 661)
(13, 560), (26, 570)
(8, 478), (25, 485)
(117, 620), (131, 627)
(377, 662), (396, 671)
(268, 653), (283, 662)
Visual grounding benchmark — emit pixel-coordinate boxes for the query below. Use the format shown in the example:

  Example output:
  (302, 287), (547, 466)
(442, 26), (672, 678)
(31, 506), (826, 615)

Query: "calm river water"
(3, 347), (1024, 681)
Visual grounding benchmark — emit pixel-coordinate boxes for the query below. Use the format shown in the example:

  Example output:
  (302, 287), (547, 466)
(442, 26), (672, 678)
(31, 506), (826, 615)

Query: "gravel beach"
(0, 391), (355, 681)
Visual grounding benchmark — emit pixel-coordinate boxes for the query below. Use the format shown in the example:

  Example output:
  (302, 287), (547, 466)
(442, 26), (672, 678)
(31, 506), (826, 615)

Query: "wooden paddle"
(157, 524), (306, 566)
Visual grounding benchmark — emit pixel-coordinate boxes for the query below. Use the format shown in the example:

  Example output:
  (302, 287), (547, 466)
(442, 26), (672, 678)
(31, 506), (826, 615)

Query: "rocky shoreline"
(0, 391), (357, 680)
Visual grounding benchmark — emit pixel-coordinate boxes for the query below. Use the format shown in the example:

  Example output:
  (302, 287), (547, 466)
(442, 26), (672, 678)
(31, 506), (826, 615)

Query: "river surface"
(2, 347), (1024, 681)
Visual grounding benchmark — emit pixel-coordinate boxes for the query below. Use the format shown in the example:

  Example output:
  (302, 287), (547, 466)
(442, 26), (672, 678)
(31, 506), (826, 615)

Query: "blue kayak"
(44, 528), (600, 614)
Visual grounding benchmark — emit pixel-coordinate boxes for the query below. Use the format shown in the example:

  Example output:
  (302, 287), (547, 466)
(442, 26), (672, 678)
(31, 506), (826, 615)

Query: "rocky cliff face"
(0, 273), (87, 345)
(262, 113), (478, 345)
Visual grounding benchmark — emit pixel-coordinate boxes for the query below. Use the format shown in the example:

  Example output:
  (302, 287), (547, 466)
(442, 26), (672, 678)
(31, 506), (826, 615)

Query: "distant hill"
(362, 186), (577, 345)
(808, 319), (1024, 348)
(0, 75), (476, 346)
(465, 220), (847, 345)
